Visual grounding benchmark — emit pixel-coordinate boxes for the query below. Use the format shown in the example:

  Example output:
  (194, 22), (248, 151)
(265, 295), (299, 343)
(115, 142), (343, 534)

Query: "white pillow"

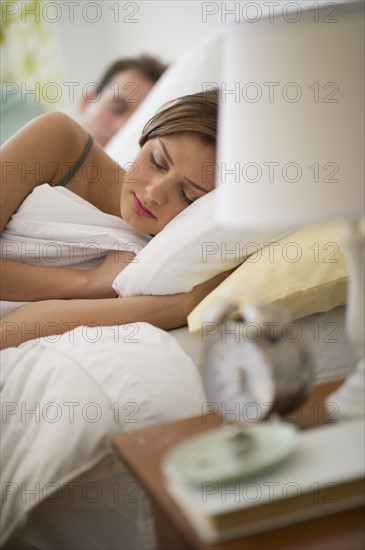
(113, 190), (296, 296)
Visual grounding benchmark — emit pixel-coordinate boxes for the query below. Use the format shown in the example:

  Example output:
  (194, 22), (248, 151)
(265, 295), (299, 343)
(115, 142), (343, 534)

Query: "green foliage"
(0, 0), (64, 109)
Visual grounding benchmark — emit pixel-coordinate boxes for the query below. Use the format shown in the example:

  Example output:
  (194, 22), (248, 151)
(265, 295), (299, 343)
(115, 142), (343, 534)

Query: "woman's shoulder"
(27, 111), (82, 134)
(33, 111), (89, 153)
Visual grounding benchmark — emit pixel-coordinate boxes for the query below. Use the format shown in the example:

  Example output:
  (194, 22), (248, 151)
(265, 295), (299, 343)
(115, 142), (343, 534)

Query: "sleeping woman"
(0, 88), (232, 349)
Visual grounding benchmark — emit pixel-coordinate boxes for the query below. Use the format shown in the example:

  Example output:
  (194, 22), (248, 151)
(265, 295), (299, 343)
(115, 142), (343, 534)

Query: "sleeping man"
(77, 55), (167, 147)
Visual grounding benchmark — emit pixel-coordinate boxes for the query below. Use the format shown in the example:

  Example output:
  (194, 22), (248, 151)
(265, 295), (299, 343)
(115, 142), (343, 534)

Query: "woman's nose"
(144, 178), (168, 205)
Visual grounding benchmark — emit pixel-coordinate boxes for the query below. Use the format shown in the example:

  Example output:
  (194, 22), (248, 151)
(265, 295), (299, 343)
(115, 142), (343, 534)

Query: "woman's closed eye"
(149, 152), (166, 171)
(178, 185), (194, 205)
(149, 151), (196, 205)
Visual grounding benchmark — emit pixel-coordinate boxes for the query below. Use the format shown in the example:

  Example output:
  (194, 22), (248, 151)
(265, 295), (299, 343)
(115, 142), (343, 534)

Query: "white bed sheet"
(0, 183), (151, 319)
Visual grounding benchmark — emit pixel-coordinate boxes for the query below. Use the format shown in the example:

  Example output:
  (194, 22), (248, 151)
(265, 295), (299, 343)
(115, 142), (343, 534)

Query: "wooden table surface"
(113, 380), (365, 549)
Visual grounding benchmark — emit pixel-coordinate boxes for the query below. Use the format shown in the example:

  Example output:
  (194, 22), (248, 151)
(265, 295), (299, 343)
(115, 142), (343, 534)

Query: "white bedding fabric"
(0, 183), (151, 318)
(0, 323), (208, 548)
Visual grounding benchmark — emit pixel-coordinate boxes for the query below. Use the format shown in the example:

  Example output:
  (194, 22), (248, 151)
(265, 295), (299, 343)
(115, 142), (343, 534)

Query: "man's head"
(78, 55), (167, 147)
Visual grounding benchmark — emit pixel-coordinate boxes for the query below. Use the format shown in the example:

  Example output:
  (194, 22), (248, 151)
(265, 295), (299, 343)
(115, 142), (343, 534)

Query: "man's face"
(79, 69), (154, 146)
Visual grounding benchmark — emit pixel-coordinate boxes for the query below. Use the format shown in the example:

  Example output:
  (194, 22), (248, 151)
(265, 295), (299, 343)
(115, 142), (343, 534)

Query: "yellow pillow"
(188, 222), (349, 333)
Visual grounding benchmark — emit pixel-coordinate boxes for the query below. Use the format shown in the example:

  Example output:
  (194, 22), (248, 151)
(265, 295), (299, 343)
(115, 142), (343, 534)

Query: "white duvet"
(0, 189), (207, 547)
(0, 323), (207, 547)
(0, 183), (152, 318)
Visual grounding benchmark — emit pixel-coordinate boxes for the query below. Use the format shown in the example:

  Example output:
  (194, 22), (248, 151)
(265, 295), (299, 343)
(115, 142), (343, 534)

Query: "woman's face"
(120, 133), (216, 235)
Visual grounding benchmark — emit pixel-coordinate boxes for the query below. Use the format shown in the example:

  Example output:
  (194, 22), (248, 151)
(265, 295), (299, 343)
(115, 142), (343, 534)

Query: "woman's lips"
(133, 194), (156, 219)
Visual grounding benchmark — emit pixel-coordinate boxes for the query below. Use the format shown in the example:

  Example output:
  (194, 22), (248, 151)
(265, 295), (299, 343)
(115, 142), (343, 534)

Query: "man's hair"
(98, 55), (168, 92)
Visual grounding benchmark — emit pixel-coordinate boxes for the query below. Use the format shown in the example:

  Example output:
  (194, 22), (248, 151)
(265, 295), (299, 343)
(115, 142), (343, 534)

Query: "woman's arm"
(0, 112), (91, 233)
(0, 250), (135, 301)
(1, 115), (130, 301)
(0, 269), (232, 349)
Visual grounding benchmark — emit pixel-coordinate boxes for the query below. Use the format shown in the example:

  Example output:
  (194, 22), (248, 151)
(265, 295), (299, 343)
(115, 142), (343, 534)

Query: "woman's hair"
(139, 88), (219, 147)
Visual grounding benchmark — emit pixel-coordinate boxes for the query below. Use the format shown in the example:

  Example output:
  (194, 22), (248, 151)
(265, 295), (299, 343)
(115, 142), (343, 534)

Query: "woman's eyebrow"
(158, 138), (210, 193)
(158, 138), (174, 165)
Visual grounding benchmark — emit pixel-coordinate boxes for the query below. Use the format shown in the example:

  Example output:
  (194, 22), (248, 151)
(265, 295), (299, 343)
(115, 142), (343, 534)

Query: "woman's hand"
(88, 250), (135, 298)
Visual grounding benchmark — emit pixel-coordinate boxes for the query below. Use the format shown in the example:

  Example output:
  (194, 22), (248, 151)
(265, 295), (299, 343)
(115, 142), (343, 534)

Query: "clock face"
(202, 331), (276, 422)
(202, 317), (315, 420)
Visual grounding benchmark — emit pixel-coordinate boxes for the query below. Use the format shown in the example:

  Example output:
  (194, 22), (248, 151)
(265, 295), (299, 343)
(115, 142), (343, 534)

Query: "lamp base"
(326, 359), (365, 420)
(325, 221), (364, 420)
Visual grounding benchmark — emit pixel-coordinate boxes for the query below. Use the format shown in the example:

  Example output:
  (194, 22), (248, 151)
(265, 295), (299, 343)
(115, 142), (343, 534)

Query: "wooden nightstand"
(113, 380), (365, 550)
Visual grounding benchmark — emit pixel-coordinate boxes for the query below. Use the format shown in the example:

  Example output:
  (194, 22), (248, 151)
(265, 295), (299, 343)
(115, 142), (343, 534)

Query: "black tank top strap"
(56, 134), (94, 187)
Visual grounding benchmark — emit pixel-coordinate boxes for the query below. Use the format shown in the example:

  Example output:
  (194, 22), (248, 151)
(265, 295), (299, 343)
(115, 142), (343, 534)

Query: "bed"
(0, 12), (359, 550)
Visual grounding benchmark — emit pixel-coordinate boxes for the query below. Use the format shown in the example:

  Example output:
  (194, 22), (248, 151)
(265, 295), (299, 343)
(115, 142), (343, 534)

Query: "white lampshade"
(216, 1), (364, 420)
(216, 1), (364, 228)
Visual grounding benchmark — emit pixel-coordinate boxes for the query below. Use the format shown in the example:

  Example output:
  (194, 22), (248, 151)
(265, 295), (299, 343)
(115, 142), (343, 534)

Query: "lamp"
(216, 1), (364, 418)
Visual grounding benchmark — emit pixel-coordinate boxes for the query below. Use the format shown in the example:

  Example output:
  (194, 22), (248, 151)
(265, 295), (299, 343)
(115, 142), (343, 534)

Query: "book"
(163, 419), (365, 543)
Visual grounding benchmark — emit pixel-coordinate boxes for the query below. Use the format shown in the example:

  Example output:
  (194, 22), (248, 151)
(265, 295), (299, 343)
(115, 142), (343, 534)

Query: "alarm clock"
(201, 301), (314, 421)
